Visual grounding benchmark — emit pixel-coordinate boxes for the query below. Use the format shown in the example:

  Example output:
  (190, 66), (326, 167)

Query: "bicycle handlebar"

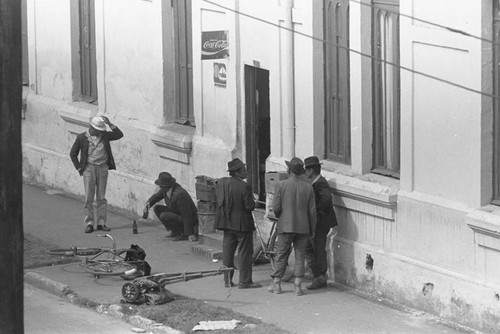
(96, 234), (116, 250)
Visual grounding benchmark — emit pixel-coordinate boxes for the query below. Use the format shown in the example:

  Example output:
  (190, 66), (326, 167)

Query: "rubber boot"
(294, 277), (304, 296)
(267, 277), (282, 294)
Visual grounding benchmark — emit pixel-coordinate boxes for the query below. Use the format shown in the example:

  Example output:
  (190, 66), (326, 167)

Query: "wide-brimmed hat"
(89, 116), (106, 131)
(154, 172), (176, 188)
(285, 157), (306, 175)
(227, 158), (245, 172)
(304, 156), (321, 169)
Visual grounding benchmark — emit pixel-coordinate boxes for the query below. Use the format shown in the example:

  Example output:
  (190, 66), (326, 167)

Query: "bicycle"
(47, 234), (142, 278)
(253, 207), (294, 282)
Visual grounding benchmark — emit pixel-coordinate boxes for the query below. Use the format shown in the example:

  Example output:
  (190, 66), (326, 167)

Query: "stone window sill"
(58, 102), (98, 135)
(320, 160), (399, 220)
(151, 123), (195, 164)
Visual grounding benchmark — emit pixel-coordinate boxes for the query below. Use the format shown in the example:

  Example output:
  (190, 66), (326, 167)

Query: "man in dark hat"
(215, 158), (261, 289)
(268, 157), (316, 296)
(70, 115), (123, 233)
(143, 172), (199, 242)
(304, 156), (338, 290)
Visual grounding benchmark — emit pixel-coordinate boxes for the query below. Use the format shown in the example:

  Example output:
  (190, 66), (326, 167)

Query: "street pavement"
(23, 182), (479, 334)
(24, 283), (138, 334)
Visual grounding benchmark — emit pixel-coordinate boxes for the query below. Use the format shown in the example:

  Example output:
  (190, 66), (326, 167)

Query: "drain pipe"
(282, 0), (295, 158)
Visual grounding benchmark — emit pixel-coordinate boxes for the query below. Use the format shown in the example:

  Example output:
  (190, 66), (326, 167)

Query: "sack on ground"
(125, 244), (151, 275)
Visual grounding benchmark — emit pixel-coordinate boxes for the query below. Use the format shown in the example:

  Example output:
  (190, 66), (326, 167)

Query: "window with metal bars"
(372, 0), (400, 178)
(79, 0), (97, 104)
(325, 0), (351, 164)
(172, 0), (194, 125)
(493, 2), (500, 205)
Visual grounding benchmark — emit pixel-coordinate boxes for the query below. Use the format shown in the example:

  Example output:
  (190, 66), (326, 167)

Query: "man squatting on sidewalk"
(143, 172), (199, 242)
(70, 115), (124, 233)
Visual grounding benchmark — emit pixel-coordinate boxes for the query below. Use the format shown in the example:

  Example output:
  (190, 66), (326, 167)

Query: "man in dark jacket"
(304, 156), (338, 290)
(70, 115), (123, 233)
(215, 158), (261, 289)
(143, 172), (199, 242)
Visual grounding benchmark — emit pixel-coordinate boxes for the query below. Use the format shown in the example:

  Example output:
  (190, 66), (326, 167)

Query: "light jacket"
(273, 173), (316, 236)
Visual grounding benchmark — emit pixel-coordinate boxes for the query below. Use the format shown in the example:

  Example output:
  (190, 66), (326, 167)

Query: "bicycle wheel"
(83, 259), (136, 276)
(269, 230), (295, 282)
(47, 247), (102, 257)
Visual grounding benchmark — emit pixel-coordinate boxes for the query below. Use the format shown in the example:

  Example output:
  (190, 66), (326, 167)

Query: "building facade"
(22, 0), (500, 331)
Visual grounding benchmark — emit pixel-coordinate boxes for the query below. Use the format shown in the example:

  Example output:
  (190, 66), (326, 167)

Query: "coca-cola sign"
(201, 31), (229, 60)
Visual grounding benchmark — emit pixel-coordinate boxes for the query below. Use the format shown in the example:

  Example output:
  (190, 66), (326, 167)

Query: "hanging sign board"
(214, 63), (227, 87)
(201, 31), (229, 60)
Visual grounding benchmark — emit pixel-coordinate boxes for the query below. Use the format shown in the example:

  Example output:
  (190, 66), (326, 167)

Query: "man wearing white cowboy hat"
(214, 158), (262, 289)
(143, 172), (199, 242)
(70, 115), (124, 233)
(269, 157), (316, 296)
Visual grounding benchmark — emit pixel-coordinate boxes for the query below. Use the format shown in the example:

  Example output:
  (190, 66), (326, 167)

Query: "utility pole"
(0, 0), (24, 333)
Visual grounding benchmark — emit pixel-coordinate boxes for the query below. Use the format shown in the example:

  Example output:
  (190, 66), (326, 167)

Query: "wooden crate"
(265, 172), (289, 194)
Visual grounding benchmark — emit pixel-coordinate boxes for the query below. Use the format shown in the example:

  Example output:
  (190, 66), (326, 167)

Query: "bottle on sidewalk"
(132, 220), (138, 234)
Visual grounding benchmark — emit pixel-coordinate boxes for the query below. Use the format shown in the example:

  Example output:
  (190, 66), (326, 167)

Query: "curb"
(24, 271), (73, 297)
(24, 271), (183, 334)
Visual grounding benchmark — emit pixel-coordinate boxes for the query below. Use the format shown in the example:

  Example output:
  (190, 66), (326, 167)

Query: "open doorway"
(244, 65), (270, 205)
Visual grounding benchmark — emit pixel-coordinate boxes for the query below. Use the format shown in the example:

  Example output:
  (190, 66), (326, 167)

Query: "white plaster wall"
(400, 0), (483, 208)
(29, 0), (73, 100)
(199, 7), (234, 141)
(95, 0), (163, 125)
(293, 0), (317, 159)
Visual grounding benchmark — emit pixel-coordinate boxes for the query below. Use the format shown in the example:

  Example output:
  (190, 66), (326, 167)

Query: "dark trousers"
(305, 225), (329, 278)
(222, 230), (254, 285)
(271, 233), (309, 279)
(153, 205), (184, 235)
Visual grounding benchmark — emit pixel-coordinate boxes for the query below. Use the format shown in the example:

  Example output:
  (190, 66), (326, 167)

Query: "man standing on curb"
(70, 115), (124, 233)
(304, 156), (338, 290)
(268, 157), (316, 296)
(215, 158), (262, 289)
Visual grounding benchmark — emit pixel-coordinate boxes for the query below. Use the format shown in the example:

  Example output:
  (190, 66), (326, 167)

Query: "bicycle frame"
(252, 211), (278, 262)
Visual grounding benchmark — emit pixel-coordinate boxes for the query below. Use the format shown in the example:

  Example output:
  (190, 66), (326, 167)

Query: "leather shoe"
(306, 276), (327, 290)
(224, 281), (235, 288)
(267, 281), (282, 294)
(172, 234), (188, 241)
(85, 225), (94, 233)
(96, 225), (110, 231)
(165, 233), (182, 240)
(238, 282), (262, 289)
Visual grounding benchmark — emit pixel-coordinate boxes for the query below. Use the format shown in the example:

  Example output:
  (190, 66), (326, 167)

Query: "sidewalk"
(23, 183), (476, 334)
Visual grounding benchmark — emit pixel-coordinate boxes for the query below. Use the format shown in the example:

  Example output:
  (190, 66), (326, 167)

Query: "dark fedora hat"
(154, 172), (176, 188)
(285, 157), (306, 175)
(304, 156), (321, 169)
(227, 158), (245, 172)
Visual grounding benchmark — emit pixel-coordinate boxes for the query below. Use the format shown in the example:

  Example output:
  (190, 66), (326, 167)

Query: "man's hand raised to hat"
(101, 116), (111, 125)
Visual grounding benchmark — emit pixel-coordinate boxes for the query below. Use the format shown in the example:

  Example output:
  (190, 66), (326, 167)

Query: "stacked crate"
(195, 175), (218, 234)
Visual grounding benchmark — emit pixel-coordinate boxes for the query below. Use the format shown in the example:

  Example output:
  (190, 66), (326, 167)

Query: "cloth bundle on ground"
(124, 244), (151, 276)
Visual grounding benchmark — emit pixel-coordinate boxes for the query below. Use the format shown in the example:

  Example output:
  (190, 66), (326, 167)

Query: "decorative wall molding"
(58, 103), (96, 135)
(151, 124), (195, 164)
(467, 207), (500, 282)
